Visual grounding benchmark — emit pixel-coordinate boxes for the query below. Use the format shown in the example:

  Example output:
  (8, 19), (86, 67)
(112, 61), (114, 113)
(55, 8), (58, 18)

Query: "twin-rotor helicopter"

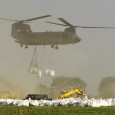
(0, 15), (115, 49)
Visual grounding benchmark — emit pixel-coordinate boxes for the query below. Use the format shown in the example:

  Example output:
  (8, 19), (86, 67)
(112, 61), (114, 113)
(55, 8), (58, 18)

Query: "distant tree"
(51, 76), (87, 90)
(35, 84), (48, 94)
(98, 76), (115, 98)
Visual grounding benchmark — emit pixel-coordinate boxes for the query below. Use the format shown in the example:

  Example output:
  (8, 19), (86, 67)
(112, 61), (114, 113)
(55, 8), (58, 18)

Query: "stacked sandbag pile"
(0, 98), (115, 107)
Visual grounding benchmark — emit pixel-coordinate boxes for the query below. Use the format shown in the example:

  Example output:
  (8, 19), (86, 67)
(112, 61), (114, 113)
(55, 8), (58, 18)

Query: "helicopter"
(0, 16), (115, 49)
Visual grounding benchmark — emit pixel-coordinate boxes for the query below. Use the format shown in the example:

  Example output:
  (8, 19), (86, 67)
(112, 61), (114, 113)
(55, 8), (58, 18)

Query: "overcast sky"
(0, 0), (115, 95)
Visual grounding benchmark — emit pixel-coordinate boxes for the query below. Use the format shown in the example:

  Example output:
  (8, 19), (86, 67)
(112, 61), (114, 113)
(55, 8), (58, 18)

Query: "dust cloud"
(0, 76), (25, 99)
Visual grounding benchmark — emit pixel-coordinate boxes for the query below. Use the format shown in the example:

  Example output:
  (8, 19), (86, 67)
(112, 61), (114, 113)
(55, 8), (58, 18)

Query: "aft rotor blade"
(45, 21), (67, 26)
(0, 17), (18, 21)
(58, 18), (73, 26)
(21, 15), (52, 22)
(75, 26), (115, 29)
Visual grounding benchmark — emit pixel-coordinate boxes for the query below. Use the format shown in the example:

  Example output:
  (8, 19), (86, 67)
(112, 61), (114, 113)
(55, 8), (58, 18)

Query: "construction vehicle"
(59, 88), (85, 99)
(24, 94), (52, 100)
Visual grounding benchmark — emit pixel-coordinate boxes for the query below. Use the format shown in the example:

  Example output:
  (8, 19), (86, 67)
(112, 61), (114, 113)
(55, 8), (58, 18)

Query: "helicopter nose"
(75, 37), (81, 43)
(78, 37), (81, 42)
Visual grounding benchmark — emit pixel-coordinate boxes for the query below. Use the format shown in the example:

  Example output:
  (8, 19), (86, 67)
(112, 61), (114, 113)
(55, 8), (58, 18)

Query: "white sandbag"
(87, 98), (100, 107)
(80, 99), (89, 107)
(105, 99), (112, 106)
(111, 98), (115, 106)
(6, 99), (14, 105)
(89, 100), (99, 107)
(43, 100), (54, 106)
(38, 100), (46, 106)
(45, 69), (55, 77)
(0, 99), (7, 106)
(72, 98), (82, 107)
(99, 99), (109, 107)
(45, 69), (50, 76)
(13, 99), (22, 106)
(48, 101), (54, 106)
(53, 100), (61, 106)
(30, 67), (38, 74)
(37, 70), (42, 77)
(60, 99), (70, 106)
(49, 70), (55, 77)
(67, 98), (79, 106)
(29, 100), (39, 106)
(41, 100), (49, 106)
(21, 100), (30, 106)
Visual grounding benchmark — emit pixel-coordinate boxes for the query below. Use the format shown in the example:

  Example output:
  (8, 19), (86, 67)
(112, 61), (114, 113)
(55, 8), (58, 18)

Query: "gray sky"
(0, 0), (115, 95)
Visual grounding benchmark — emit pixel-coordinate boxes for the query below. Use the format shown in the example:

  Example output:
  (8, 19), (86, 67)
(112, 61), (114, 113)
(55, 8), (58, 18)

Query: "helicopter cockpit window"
(16, 24), (32, 33)
(72, 33), (77, 39)
(17, 29), (21, 32)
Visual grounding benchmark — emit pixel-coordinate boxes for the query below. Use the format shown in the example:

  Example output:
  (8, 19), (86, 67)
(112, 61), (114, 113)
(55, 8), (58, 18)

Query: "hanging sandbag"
(45, 69), (50, 76)
(49, 70), (55, 77)
(29, 46), (38, 74)
(45, 69), (55, 77)
(29, 67), (38, 74)
(37, 70), (42, 77)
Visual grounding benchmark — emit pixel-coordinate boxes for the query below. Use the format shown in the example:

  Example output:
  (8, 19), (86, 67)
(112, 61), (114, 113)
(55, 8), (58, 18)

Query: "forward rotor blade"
(45, 21), (67, 26)
(0, 15), (51, 23)
(75, 26), (115, 29)
(0, 17), (18, 21)
(58, 18), (73, 26)
(21, 15), (52, 22)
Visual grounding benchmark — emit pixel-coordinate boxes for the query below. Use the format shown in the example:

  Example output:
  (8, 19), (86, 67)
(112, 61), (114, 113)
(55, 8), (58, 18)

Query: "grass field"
(0, 106), (115, 115)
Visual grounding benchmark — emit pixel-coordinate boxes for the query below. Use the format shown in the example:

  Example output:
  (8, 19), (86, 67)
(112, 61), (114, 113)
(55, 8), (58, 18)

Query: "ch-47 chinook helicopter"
(0, 16), (115, 49)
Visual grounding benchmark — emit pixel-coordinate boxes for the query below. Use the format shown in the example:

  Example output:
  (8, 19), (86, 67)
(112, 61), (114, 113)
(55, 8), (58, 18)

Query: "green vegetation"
(0, 106), (115, 115)
(98, 76), (115, 98)
(35, 76), (87, 99)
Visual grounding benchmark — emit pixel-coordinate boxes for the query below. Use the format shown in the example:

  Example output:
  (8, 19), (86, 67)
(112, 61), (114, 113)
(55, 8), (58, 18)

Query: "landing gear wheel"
(20, 44), (23, 47)
(25, 45), (28, 49)
(51, 44), (55, 48)
(55, 45), (58, 49)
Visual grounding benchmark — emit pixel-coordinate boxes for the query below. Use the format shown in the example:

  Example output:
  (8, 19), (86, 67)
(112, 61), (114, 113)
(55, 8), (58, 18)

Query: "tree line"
(35, 76), (115, 99)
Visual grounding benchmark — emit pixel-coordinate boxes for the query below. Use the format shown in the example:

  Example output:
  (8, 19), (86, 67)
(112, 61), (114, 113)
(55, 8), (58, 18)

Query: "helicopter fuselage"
(11, 23), (81, 49)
